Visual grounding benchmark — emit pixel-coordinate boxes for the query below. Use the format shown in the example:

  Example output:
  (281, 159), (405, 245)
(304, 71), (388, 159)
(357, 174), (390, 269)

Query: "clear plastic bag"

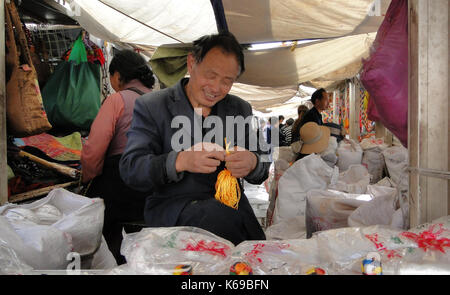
(120, 226), (234, 275)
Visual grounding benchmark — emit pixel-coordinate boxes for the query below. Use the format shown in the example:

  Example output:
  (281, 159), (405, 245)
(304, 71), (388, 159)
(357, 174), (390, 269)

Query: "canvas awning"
(56, 0), (389, 109)
(239, 32), (376, 87)
(65, 0), (389, 46)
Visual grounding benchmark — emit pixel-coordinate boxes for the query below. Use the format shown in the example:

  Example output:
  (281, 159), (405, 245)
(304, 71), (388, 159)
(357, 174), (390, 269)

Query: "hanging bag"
(42, 35), (101, 131)
(5, 2), (52, 137)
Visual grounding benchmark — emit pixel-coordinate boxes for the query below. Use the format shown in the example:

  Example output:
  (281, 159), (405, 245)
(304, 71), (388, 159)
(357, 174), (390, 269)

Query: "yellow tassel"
(214, 138), (241, 209)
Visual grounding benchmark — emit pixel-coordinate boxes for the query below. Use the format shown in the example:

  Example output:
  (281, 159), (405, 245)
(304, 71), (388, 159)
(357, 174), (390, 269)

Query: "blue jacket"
(119, 78), (270, 227)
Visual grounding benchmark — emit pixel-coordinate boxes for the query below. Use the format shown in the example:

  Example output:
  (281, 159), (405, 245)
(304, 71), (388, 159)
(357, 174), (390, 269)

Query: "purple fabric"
(361, 0), (408, 147)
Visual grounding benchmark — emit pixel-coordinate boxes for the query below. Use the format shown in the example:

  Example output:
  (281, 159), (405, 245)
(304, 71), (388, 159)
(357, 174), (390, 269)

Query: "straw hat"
(299, 122), (330, 154)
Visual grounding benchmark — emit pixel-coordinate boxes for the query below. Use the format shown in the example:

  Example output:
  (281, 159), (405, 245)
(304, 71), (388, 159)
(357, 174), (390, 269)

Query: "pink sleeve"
(81, 93), (124, 183)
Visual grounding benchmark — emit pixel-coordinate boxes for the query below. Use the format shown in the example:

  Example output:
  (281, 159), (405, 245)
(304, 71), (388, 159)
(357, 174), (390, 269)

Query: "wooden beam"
(348, 79), (360, 141)
(9, 181), (78, 204)
(0, 0), (7, 206)
(409, 0), (449, 227)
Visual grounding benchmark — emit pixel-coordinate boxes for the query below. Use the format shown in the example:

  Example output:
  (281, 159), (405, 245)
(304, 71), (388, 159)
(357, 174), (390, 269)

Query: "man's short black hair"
(311, 88), (326, 105)
(191, 31), (245, 77)
(279, 115), (285, 121)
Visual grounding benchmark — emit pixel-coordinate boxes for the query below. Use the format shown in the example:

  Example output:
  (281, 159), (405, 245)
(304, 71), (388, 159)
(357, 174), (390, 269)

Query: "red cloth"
(361, 0), (408, 147)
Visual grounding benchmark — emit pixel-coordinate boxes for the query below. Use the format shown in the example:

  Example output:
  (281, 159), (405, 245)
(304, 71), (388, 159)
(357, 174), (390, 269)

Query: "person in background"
(266, 116), (280, 161)
(81, 49), (155, 264)
(290, 104), (309, 144)
(295, 121), (330, 162)
(119, 32), (269, 246)
(280, 117), (294, 146)
(278, 115), (285, 129)
(291, 89), (329, 143)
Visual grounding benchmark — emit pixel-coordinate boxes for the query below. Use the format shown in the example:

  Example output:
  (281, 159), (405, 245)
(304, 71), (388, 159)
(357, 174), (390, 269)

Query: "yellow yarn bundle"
(214, 139), (241, 209)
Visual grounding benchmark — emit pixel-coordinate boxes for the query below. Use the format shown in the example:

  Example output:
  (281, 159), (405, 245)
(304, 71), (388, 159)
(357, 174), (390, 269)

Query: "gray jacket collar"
(167, 78), (234, 121)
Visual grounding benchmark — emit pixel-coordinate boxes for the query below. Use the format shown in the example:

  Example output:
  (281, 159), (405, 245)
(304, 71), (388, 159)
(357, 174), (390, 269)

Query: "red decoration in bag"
(400, 224), (450, 253)
(182, 239), (230, 258)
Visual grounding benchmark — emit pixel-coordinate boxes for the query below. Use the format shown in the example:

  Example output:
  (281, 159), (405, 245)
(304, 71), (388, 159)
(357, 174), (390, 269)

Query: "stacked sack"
(336, 139), (363, 172)
(0, 188), (115, 273)
(360, 137), (389, 184)
(265, 146), (297, 227)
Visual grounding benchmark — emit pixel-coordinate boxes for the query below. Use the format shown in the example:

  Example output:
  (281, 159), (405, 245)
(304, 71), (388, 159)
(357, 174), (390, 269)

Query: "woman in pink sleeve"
(81, 49), (154, 264)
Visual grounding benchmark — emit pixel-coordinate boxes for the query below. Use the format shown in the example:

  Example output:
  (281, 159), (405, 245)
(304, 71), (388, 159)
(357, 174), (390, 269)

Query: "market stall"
(0, 0), (448, 276)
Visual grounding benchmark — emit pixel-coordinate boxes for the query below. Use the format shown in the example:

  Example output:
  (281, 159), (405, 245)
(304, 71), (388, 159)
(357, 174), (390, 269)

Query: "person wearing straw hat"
(294, 121), (331, 161)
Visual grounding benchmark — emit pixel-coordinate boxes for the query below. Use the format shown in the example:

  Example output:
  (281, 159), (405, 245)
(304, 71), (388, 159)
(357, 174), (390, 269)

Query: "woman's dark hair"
(311, 88), (326, 105)
(297, 105), (309, 116)
(191, 31), (245, 77)
(109, 49), (155, 89)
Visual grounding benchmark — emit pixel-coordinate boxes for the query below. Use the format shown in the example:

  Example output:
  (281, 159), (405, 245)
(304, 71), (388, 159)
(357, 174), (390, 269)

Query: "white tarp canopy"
(224, 0), (389, 43)
(66, 0), (218, 46)
(62, 0), (390, 108)
(238, 32), (377, 88)
(66, 0), (389, 46)
(229, 83), (298, 113)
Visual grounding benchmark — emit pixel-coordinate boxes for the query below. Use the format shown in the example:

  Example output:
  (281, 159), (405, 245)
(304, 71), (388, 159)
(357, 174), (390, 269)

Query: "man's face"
(186, 47), (240, 110)
(317, 92), (329, 111)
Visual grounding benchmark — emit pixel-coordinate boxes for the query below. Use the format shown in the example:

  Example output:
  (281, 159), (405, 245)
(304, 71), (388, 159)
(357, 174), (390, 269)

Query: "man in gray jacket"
(119, 32), (269, 245)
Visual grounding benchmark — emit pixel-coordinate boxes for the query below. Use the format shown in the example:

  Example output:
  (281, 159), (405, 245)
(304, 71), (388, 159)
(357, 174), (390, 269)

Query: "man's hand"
(224, 146), (258, 178)
(176, 142), (225, 174)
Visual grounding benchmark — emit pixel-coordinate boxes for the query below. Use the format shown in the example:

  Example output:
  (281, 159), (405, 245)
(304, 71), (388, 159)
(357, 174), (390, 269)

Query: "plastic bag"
(272, 154), (338, 225)
(228, 239), (322, 275)
(0, 215), (72, 270)
(316, 217), (450, 274)
(120, 226), (234, 275)
(90, 236), (117, 270)
(42, 36), (101, 131)
(0, 188), (104, 258)
(306, 189), (372, 238)
(336, 139), (363, 172)
(360, 0), (408, 147)
(329, 164), (371, 194)
(0, 244), (33, 275)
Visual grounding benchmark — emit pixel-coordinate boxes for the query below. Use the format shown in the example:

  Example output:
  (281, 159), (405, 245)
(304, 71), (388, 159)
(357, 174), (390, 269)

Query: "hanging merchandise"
(61, 32), (105, 66)
(5, 2), (52, 137)
(360, 0), (408, 147)
(42, 33), (101, 131)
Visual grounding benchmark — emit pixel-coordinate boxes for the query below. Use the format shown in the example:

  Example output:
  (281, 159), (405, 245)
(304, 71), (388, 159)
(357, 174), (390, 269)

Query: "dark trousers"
(86, 155), (149, 265)
(176, 198), (266, 246)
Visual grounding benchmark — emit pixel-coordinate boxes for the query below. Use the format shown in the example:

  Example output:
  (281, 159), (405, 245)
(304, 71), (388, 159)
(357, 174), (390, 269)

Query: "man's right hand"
(175, 142), (225, 174)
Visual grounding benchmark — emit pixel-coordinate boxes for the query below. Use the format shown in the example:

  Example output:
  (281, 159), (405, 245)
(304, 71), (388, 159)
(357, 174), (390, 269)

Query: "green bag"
(42, 36), (101, 131)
